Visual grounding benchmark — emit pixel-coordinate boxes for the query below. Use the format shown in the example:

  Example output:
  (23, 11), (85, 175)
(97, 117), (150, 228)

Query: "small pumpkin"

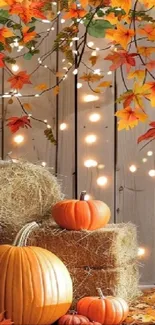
(52, 191), (111, 231)
(58, 313), (90, 324)
(0, 222), (73, 325)
(77, 288), (129, 325)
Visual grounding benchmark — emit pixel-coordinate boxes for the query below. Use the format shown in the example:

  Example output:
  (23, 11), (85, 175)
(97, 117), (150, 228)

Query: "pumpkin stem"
(80, 191), (87, 201)
(96, 288), (105, 299)
(13, 221), (39, 247)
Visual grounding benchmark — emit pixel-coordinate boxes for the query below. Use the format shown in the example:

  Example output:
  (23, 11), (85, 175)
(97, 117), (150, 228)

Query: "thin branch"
(120, 66), (128, 91)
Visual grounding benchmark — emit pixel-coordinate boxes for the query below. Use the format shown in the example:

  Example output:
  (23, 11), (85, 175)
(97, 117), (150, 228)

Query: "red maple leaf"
(9, 1), (46, 24)
(8, 71), (32, 89)
(104, 50), (137, 72)
(7, 116), (32, 133)
(138, 121), (155, 143)
(0, 312), (13, 325)
(0, 53), (5, 68)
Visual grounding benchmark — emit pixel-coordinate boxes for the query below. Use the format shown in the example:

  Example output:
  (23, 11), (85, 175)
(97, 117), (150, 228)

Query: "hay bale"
(0, 161), (63, 233)
(28, 220), (138, 269)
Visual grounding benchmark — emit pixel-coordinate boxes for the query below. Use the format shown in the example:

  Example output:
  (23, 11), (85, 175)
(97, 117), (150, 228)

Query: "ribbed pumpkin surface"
(0, 245), (72, 325)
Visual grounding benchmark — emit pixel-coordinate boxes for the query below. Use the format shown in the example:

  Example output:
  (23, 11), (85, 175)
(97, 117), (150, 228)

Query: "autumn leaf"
(80, 72), (103, 82)
(79, 0), (88, 8)
(9, 1), (47, 24)
(8, 98), (13, 104)
(98, 81), (112, 87)
(53, 85), (59, 95)
(127, 69), (145, 81)
(88, 54), (98, 66)
(35, 83), (48, 91)
(8, 71), (32, 90)
(63, 3), (87, 19)
(88, 0), (110, 6)
(138, 0), (155, 8)
(0, 0), (8, 6)
(111, 0), (132, 13)
(138, 46), (155, 58)
(23, 103), (32, 111)
(115, 106), (148, 131)
(138, 24), (155, 42)
(104, 50), (137, 72)
(104, 13), (118, 25)
(22, 26), (37, 44)
(56, 72), (65, 78)
(0, 27), (14, 45)
(7, 116), (31, 133)
(144, 82), (155, 107)
(106, 24), (134, 50)
(0, 53), (5, 68)
(44, 128), (56, 145)
(146, 60), (155, 71)
(118, 83), (151, 108)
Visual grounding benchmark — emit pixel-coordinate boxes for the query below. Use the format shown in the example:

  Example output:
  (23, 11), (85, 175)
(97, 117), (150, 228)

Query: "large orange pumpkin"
(0, 222), (73, 325)
(52, 191), (111, 230)
(77, 289), (129, 325)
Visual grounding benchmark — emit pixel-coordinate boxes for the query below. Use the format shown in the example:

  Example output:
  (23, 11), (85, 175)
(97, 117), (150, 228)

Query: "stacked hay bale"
(28, 220), (140, 306)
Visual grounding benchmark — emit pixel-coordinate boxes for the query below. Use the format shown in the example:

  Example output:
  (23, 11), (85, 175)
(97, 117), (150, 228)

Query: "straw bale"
(70, 263), (140, 307)
(28, 220), (138, 269)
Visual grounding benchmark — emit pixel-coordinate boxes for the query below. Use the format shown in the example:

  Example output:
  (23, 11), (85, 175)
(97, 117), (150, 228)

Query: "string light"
(148, 169), (155, 177)
(13, 134), (24, 144)
(98, 164), (105, 169)
(12, 64), (19, 72)
(84, 159), (98, 167)
(91, 50), (97, 56)
(97, 176), (108, 186)
(73, 69), (78, 75)
(96, 47), (100, 51)
(44, 119), (47, 123)
(142, 158), (147, 163)
(87, 41), (94, 47)
(85, 134), (97, 144)
(47, 124), (51, 129)
(89, 113), (101, 122)
(94, 69), (101, 75)
(41, 161), (47, 167)
(42, 19), (50, 23)
(77, 83), (82, 89)
(60, 123), (67, 130)
(35, 94), (40, 97)
(137, 247), (145, 257)
(147, 151), (153, 156)
(129, 165), (137, 173)
(84, 94), (99, 102)
(107, 71), (112, 75)
(61, 18), (65, 23)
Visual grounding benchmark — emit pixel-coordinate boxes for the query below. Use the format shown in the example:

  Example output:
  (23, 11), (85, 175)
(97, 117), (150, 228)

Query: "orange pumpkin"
(52, 191), (111, 230)
(0, 222), (73, 325)
(77, 289), (129, 325)
(58, 313), (90, 324)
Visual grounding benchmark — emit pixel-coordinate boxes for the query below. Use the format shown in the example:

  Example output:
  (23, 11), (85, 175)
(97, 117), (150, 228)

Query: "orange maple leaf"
(145, 82), (155, 107)
(111, 0), (132, 13)
(104, 13), (118, 25)
(22, 26), (36, 44)
(138, 123), (155, 144)
(138, 46), (155, 58)
(63, 3), (87, 19)
(106, 24), (134, 50)
(138, 0), (155, 8)
(118, 83), (151, 108)
(138, 24), (155, 41)
(8, 71), (32, 89)
(146, 60), (155, 71)
(104, 50), (137, 72)
(115, 106), (148, 130)
(35, 83), (48, 91)
(9, 1), (47, 24)
(127, 69), (145, 81)
(23, 103), (32, 111)
(88, 54), (99, 66)
(80, 72), (103, 82)
(79, 0), (88, 8)
(98, 81), (112, 87)
(0, 27), (14, 45)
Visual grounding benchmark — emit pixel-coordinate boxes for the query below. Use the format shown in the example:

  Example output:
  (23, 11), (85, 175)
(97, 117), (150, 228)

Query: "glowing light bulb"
(147, 151), (153, 156)
(138, 247), (145, 257)
(94, 69), (101, 75)
(61, 18), (65, 23)
(91, 50), (97, 56)
(73, 69), (78, 75)
(98, 164), (105, 169)
(148, 169), (155, 177)
(89, 113), (101, 122)
(12, 64), (19, 72)
(41, 161), (47, 167)
(85, 134), (97, 144)
(13, 134), (24, 144)
(60, 123), (67, 130)
(129, 165), (137, 173)
(84, 95), (99, 102)
(97, 176), (108, 186)
(107, 71), (112, 75)
(142, 158), (147, 163)
(96, 47), (100, 51)
(77, 83), (82, 89)
(47, 124), (51, 129)
(87, 41), (94, 47)
(84, 159), (98, 168)
(35, 94), (40, 97)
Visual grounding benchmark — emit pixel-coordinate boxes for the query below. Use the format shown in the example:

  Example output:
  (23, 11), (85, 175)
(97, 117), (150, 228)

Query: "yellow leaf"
(111, 0), (132, 13)
(0, 0), (7, 6)
(138, 46), (155, 58)
(127, 70), (145, 81)
(98, 81), (112, 87)
(53, 85), (59, 95)
(56, 72), (65, 78)
(23, 103), (32, 111)
(35, 83), (48, 91)
(105, 13), (118, 25)
(106, 24), (134, 50)
(2, 28), (14, 38)
(88, 55), (98, 66)
(80, 72), (104, 82)
(8, 98), (13, 104)
(94, 88), (101, 93)
(116, 106), (148, 130)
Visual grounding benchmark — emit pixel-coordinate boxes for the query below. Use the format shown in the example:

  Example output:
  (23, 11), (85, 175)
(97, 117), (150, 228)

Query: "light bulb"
(98, 164), (105, 169)
(41, 161), (47, 167)
(148, 169), (155, 177)
(137, 247), (145, 257)
(12, 64), (19, 72)
(77, 83), (82, 89)
(60, 123), (67, 130)
(84, 159), (98, 168)
(89, 113), (101, 122)
(87, 41), (94, 47)
(147, 151), (153, 156)
(91, 50), (97, 56)
(107, 71), (112, 75)
(61, 18), (65, 23)
(142, 158), (147, 163)
(97, 176), (108, 186)
(84, 95), (99, 102)
(94, 69), (101, 75)
(73, 69), (78, 75)
(129, 165), (137, 173)
(96, 47), (100, 51)
(13, 134), (24, 144)
(85, 134), (97, 144)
